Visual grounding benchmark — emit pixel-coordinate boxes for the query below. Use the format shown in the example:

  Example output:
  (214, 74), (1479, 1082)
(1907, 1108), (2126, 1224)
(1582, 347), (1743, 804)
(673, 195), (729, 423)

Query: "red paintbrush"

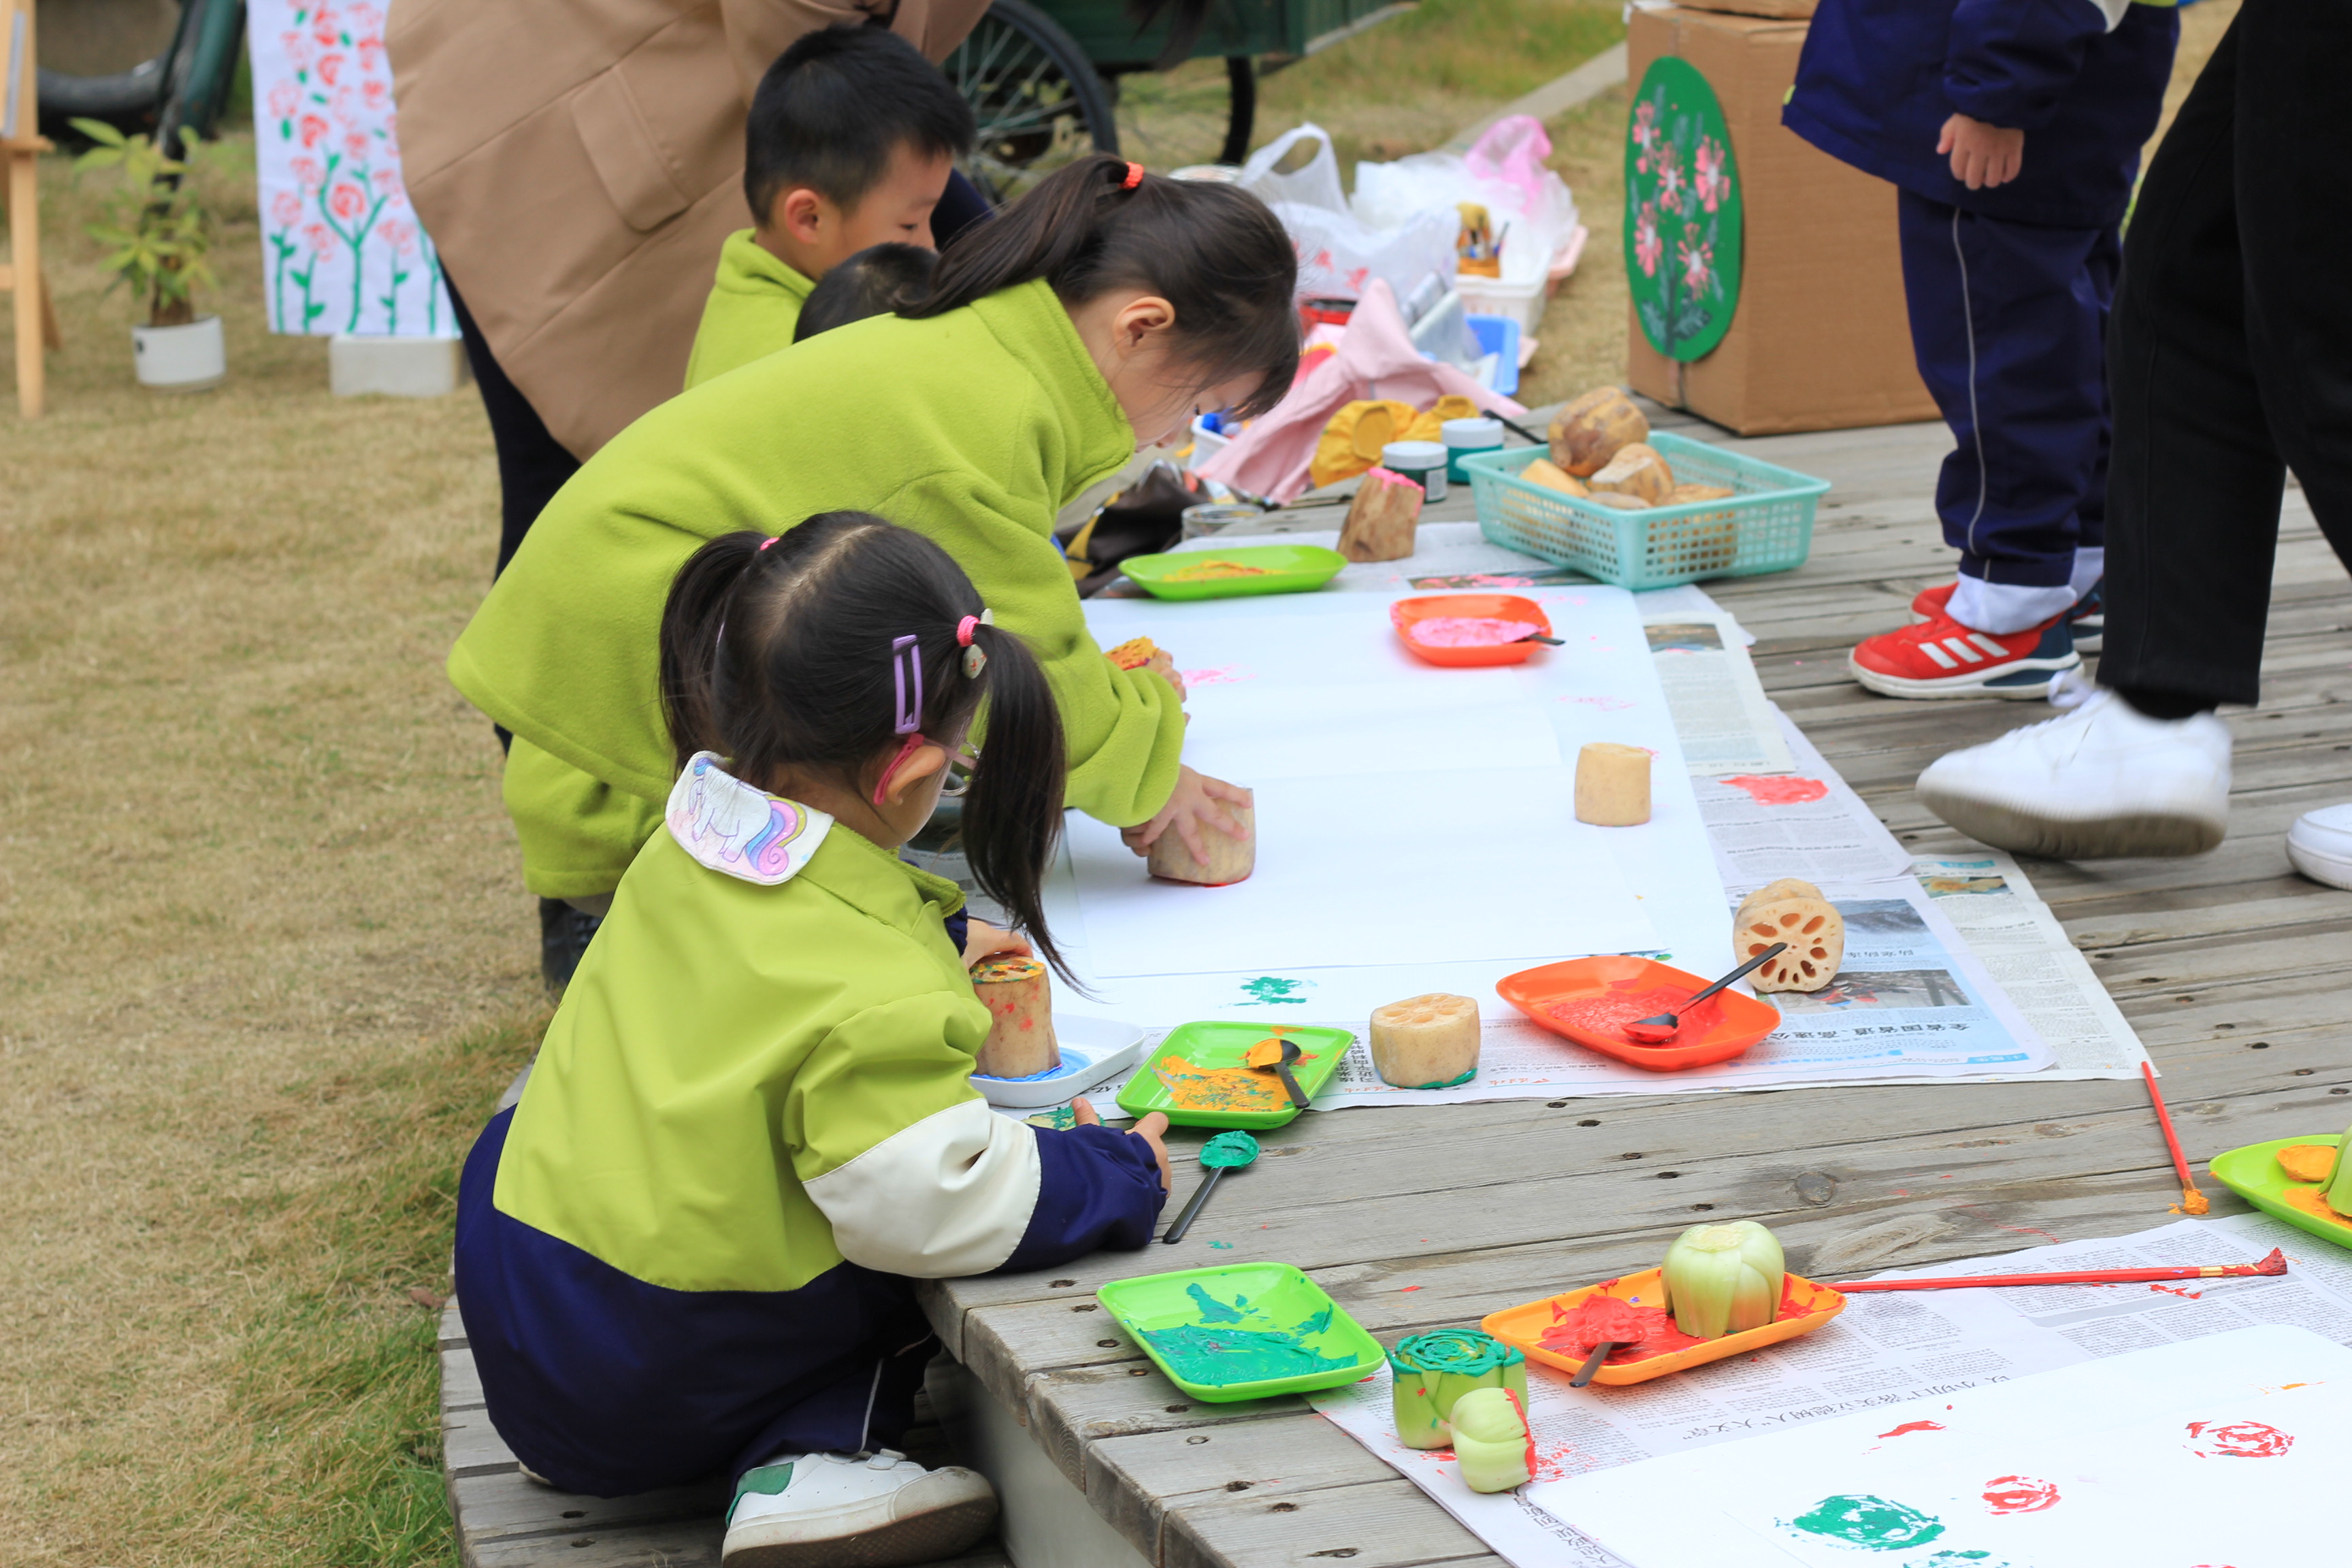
(2142, 1061), (2210, 1214)
(1829, 1249), (2287, 1292)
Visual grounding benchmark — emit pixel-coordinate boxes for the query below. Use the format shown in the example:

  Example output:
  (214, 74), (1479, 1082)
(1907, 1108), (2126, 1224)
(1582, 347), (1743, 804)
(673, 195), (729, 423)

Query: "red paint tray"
(1497, 955), (1780, 1071)
(1482, 1268), (1847, 1386)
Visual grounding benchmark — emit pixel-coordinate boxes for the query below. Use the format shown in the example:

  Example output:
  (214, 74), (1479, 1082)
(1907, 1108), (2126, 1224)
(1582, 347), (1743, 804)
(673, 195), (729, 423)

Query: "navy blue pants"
(1897, 189), (2120, 624)
(455, 1109), (938, 1499)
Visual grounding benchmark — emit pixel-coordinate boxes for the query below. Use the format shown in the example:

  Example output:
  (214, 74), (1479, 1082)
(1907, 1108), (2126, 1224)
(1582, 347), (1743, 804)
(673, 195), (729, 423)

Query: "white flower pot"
(131, 315), (226, 391)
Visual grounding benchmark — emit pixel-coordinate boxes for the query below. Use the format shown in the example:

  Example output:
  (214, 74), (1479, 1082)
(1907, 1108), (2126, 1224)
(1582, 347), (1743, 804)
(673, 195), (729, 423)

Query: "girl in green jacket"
(457, 514), (1172, 1565)
(448, 155), (1300, 986)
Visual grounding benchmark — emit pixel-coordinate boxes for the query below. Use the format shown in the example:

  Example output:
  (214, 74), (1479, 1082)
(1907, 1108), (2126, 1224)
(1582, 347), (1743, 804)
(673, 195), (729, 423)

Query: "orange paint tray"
(1481, 1267), (1847, 1386)
(1390, 593), (1552, 666)
(1497, 955), (1780, 1071)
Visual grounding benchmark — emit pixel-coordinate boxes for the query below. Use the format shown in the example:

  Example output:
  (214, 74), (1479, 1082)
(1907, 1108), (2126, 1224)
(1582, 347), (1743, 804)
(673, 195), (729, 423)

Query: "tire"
(945, 0), (1117, 203)
(37, 0), (243, 148)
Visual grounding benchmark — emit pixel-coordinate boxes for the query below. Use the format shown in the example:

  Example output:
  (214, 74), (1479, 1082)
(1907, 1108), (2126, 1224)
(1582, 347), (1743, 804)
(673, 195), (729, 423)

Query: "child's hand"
(962, 919), (1032, 968)
(1145, 648), (1188, 703)
(1938, 114), (2023, 191)
(1073, 1099), (1173, 1191)
(1120, 766), (1252, 864)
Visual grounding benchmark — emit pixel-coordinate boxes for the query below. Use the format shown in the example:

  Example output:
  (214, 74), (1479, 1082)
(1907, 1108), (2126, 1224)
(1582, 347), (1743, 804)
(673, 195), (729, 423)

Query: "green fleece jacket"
(681, 230), (814, 391)
(451, 280), (1183, 853)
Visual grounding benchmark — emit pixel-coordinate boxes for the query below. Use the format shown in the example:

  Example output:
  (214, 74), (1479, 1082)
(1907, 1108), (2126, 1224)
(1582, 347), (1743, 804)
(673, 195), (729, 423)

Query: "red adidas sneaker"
(1910, 578), (2105, 652)
(1850, 610), (2080, 700)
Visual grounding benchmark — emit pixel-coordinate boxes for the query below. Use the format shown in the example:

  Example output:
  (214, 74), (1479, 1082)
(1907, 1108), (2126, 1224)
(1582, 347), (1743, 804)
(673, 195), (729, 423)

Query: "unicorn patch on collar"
(666, 752), (833, 885)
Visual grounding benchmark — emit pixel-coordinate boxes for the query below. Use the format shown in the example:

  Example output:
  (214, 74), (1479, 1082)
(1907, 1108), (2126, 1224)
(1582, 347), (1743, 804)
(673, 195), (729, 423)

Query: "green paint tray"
(1117, 544), (1348, 601)
(1114, 1022), (1355, 1128)
(2210, 1135), (2352, 1252)
(1096, 1262), (1384, 1403)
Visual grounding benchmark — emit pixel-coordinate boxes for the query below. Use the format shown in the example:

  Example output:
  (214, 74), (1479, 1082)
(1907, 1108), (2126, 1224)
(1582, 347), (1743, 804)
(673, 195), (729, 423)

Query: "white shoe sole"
(2287, 838), (2352, 891)
(723, 1494), (996, 1568)
(1851, 649), (2080, 701)
(1916, 786), (2225, 860)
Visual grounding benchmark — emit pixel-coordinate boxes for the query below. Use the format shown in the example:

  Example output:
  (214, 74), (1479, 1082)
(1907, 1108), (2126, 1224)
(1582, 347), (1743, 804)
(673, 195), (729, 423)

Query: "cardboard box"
(1627, 6), (1935, 434)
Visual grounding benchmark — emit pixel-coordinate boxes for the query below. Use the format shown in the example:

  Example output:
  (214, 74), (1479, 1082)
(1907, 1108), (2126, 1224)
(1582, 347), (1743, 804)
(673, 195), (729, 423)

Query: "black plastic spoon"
(1621, 943), (1787, 1044)
(1245, 1036), (1311, 1110)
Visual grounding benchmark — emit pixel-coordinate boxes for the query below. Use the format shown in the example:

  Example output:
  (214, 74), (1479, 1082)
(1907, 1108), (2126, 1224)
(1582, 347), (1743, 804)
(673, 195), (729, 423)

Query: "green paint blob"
(1239, 977), (1309, 1005)
(1186, 1283), (1250, 1324)
(1786, 1496), (1945, 1552)
(1390, 1330), (1524, 1378)
(1200, 1131), (1260, 1169)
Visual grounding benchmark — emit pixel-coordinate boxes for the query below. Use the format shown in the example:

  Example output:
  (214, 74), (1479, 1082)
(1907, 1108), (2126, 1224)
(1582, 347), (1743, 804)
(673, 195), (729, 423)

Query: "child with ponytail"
(455, 515), (1172, 1567)
(449, 154), (1301, 989)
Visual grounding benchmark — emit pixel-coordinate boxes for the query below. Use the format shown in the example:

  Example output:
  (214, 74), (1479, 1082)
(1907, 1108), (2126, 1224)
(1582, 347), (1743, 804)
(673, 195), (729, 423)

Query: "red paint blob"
(1878, 1420), (1946, 1439)
(1539, 1284), (1813, 1365)
(2185, 1420), (2294, 1458)
(1720, 775), (1830, 805)
(1982, 1475), (2061, 1514)
(1541, 985), (1724, 1046)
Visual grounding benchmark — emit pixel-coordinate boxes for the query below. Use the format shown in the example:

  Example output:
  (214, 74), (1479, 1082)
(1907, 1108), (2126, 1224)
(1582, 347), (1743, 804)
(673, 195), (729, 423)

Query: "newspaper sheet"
(1640, 615), (1792, 776)
(1701, 710), (1916, 887)
(1310, 1211), (2351, 1567)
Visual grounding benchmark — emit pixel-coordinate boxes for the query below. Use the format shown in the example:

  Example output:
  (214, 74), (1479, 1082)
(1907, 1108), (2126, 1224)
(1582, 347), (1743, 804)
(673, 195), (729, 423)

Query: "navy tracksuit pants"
(1897, 189), (2118, 632)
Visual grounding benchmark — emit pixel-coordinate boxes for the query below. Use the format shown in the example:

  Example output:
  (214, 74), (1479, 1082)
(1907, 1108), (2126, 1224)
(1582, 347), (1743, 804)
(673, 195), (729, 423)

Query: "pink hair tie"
(1120, 161), (1144, 190)
(757, 536), (780, 551)
(956, 616), (980, 647)
(958, 608), (995, 677)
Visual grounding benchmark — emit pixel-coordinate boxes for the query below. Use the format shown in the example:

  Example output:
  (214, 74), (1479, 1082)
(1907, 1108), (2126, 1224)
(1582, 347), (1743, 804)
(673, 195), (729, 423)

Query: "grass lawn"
(0, 1), (2236, 1561)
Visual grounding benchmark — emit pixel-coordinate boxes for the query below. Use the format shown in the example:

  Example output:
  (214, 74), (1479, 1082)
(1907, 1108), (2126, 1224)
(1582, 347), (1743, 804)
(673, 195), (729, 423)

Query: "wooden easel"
(0, 0), (58, 416)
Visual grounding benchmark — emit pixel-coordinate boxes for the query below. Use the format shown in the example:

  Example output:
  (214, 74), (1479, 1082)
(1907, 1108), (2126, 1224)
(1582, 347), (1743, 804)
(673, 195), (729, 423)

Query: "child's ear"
(1113, 295), (1177, 353)
(772, 186), (827, 244)
(880, 742), (950, 806)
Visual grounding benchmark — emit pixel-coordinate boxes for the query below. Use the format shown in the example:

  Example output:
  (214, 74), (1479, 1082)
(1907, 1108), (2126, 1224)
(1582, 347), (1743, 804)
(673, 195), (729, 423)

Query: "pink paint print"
(1981, 1475), (2060, 1514)
(1720, 775), (1830, 805)
(2184, 1419), (2293, 1458)
(1878, 1420), (1945, 1439)
(1181, 666), (1256, 686)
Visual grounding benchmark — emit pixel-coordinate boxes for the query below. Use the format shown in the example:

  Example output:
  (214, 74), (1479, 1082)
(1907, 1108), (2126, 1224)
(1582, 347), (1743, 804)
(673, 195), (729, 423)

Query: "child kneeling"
(455, 515), (1172, 1566)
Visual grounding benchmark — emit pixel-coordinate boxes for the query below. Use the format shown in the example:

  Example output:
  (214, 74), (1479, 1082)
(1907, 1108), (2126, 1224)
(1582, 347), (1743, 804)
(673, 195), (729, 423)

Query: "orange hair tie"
(1120, 161), (1145, 190)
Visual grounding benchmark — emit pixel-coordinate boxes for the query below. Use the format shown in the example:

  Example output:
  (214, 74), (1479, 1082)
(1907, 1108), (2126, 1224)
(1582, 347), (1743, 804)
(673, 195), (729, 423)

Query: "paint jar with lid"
(1379, 440), (1448, 502)
(1441, 417), (1503, 485)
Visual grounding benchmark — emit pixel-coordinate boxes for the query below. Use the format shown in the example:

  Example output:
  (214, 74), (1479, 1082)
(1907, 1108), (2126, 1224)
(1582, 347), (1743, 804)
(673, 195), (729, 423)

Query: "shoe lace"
(863, 1448), (910, 1470)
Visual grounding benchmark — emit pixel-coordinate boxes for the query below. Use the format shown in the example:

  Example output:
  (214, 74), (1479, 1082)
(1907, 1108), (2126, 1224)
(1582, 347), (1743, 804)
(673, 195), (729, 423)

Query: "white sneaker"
(721, 1449), (996, 1568)
(2287, 803), (2352, 889)
(1915, 685), (2231, 859)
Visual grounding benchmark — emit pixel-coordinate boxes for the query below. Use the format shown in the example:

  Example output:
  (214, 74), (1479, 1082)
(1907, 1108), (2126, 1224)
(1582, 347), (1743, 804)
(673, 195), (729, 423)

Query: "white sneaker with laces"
(1915, 679), (2232, 859)
(2287, 803), (2352, 889)
(721, 1448), (996, 1568)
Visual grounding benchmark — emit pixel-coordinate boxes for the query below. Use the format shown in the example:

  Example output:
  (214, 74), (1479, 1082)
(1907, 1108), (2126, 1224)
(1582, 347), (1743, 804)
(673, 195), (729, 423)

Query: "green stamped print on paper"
(1625, 54), (1743, 362)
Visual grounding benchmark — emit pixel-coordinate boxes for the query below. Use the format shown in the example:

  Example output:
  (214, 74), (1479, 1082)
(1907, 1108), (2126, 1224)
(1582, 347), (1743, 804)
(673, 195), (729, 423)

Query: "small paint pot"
(1379, 440), (1448, 502)
(1441, 417), (1504, 485)
(1182, 502), (1261, 540)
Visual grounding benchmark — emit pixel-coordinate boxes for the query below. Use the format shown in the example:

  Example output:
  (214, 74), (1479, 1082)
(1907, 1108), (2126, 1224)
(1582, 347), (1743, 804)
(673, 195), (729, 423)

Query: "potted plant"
(72, 119), (225, 391)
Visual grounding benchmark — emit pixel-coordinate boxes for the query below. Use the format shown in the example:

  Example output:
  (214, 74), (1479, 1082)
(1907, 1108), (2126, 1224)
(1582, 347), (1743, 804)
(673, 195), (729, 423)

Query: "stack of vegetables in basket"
(1522, 387), (1735, 510)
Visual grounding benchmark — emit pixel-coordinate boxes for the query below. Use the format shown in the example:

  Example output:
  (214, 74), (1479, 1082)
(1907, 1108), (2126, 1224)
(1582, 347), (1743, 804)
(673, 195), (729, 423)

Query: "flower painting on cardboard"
(1623, 55), (1742, 363)
(248, 1), (456, 338)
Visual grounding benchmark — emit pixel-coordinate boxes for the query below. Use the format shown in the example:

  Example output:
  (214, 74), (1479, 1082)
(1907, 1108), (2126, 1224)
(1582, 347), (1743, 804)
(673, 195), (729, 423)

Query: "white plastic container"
(131, 315), (225, 391)
(1453, 225), (1590, 337)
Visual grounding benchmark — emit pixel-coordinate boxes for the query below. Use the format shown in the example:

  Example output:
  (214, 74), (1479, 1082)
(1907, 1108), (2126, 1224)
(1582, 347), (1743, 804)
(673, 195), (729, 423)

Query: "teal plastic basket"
(1460, 430), (1829, 589)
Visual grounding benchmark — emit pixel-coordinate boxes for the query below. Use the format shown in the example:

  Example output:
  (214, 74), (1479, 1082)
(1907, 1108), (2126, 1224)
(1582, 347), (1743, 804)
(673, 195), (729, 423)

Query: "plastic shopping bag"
(1237, 122), (1346, 213)
(1273, 199), (1456, 307)
(1350, 115), (1580, 267)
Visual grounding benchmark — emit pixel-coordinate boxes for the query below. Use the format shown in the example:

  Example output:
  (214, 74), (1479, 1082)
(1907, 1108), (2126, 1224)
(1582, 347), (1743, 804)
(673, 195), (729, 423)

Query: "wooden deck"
(441, 407), (2352, 1567)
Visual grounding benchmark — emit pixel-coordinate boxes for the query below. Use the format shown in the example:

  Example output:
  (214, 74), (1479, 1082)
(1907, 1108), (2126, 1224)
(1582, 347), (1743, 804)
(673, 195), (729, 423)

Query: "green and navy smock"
(455, 755), (1165, 1496)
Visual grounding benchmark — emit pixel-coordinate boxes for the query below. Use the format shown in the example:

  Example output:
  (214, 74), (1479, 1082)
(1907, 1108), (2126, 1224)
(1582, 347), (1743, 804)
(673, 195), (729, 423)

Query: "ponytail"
(909, 154), (1300, 419)
(959, 623), (1073, 981)
(658, 529), (767, 773)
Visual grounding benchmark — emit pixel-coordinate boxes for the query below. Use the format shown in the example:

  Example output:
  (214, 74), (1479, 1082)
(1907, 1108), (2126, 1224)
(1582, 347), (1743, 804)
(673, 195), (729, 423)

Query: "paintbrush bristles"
(2254, 1247), (2287, 1275)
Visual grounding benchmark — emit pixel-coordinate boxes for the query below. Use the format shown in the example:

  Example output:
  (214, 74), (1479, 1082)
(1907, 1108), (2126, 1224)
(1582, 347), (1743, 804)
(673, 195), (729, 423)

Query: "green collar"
(801, 820), (968, 932)
(715, 229), (815, 303)
(969, 278), (1137, 501)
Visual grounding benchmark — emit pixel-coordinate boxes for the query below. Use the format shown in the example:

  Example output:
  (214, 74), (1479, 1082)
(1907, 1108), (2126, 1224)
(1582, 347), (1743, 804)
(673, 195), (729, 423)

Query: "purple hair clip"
(890, 634), (922, 736)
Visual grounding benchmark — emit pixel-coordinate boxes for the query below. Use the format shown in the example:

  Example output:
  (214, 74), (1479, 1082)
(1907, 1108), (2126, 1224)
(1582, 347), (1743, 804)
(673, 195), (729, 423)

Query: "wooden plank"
(1081, 1414), (1409, 1564)
(1163, 1478), (1496, 1568)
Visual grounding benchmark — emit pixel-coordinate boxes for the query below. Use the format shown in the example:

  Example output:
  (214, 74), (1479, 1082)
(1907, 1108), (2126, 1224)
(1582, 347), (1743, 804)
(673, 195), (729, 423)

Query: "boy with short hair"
(682, 25), (977, 390)
(1784, 0), (2176, 700)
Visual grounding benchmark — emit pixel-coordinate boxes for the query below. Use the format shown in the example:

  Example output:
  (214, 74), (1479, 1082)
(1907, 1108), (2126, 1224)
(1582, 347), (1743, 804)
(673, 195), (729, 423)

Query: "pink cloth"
(1195, 279), (1527, 503)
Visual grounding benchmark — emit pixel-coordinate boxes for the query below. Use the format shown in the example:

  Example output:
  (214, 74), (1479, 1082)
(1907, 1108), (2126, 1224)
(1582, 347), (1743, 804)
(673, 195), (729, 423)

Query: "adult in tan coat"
(390, 0), (992, 468)
(389, 0), (990, 985)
